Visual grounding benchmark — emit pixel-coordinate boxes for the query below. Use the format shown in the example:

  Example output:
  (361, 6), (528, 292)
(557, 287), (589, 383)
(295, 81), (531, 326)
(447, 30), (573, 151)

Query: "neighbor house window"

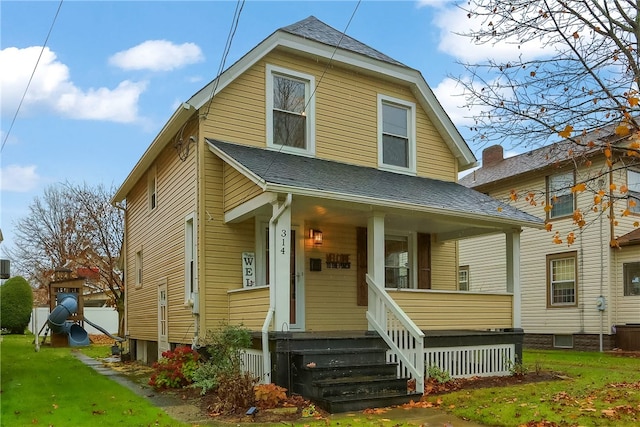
(624, 262), (640, 296)
(135, 250), (143, 288)
(547, 171), (574, 218)
(458, 266), (470, 291)
(385, 235), (411, 289)
(553, 334), (574, 348)
(148, 164), (157, 211)
(547, 252), (577, 307)
(378, 95), (416, 173)
(628, 169), (640, 214)
(266, 65), (315, 155)
(185, 214), (196, 302)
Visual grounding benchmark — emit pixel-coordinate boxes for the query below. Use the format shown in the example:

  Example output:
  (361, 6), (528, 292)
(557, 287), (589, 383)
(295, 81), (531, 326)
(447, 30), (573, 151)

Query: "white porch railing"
(260, 307), (274, 384)
(240, 349), (266, 383)
(366, 274), (425, 393)
(425, 344), (515, 378)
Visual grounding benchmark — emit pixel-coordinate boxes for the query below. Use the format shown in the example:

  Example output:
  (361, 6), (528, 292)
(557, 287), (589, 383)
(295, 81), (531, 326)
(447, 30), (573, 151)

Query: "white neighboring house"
(459, 137), (640, 351)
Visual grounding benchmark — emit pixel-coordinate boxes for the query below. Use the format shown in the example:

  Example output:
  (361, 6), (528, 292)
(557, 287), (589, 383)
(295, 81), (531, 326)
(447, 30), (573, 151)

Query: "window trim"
(148, 164), (157, 211)
(266, 64), (315, 156)
(546, 251), (578, 308)
(458, 265), (470, 291)
(384, 232), (416, 289)
(135, 249), (143, 289)
(546, 170), (575, 220)
(184, 213), (197, 304)
(377, 94), (416, 174)
(627, 168), (640, 214)
(623, 261), (640, 296)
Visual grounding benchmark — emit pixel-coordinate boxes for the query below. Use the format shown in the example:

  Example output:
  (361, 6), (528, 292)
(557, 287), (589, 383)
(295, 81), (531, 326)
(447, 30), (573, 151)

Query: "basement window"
(553, 334), (573, 348)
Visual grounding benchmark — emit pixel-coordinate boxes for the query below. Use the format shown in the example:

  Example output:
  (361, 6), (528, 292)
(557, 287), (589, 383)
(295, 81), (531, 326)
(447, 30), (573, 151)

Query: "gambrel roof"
(207, 139), (544, 230)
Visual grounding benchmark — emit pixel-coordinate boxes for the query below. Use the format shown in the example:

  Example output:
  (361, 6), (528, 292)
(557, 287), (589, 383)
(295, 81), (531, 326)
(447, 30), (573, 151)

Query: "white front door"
(158, 280), (169, 357)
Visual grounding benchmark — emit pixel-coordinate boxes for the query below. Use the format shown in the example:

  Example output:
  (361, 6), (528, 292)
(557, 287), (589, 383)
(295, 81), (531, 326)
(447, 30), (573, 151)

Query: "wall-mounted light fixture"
(310, 229), (323, 245)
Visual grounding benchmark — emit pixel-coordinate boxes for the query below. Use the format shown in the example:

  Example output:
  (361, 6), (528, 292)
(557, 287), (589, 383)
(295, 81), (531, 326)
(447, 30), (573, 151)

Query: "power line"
(202, 0), (245, 119)
(1, 0), (64, 154)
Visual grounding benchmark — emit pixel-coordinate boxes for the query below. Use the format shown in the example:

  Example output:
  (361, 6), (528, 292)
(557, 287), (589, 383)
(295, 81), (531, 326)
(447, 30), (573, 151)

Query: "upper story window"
(266, 65), (315, 155)
(628, 169), (640, 214)
(378, 95), (416, 174)
(547, 170), (574, 219)
(624, 262), (640, 296)
(458, 266), (470, 291)
(148, 164), (157, 211)
(547, 251), (577, 307)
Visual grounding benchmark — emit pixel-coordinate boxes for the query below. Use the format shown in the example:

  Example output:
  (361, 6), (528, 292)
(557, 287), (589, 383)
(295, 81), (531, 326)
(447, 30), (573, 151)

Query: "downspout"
(262, 193), (292, 383)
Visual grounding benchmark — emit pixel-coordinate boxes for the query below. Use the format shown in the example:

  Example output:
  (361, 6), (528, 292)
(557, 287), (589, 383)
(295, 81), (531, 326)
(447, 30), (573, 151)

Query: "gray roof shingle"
(280, 16), (407, 67)
(207, 139), (543, 227)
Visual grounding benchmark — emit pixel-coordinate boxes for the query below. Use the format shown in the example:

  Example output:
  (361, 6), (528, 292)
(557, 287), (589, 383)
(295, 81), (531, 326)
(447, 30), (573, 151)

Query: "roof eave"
(112, 103), (194, 203)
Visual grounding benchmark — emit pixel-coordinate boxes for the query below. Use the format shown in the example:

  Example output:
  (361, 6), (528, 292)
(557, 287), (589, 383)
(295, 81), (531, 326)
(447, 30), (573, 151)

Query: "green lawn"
(0, 334), (189, 426)
(437, 349), (640, 426)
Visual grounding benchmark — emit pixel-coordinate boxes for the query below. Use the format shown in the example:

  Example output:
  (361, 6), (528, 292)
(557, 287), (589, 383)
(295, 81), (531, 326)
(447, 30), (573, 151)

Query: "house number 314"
(280, 229), (287, 255)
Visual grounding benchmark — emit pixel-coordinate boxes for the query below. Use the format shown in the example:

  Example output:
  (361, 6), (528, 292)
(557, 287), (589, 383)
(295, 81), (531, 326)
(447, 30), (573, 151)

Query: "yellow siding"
(303, 224), (368, 331)
(125, 117), (198, 343)
(430, 240), (458, 290)
(200, 49), (457, 181)
(390, 290), (513, 330)
(224, 165), (263, 211)
(228, 287), (270, 329)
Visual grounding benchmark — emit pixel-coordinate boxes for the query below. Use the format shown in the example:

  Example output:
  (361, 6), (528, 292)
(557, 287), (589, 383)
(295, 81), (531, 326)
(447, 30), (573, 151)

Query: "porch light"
(310, 229), (323, 245)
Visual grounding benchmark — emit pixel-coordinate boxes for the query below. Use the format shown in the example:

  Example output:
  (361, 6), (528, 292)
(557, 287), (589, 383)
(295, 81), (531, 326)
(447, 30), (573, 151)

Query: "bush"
(149, 346), (200, 390)
(0, 276), (33, 334)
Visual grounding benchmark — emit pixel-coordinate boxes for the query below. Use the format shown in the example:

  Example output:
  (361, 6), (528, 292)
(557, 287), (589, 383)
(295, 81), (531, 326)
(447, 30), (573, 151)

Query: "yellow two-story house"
(113, 16), (543, 412)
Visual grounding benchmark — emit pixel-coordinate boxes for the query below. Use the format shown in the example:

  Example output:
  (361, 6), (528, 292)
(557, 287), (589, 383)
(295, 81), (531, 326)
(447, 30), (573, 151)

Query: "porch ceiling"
(208, 139), (544, 240)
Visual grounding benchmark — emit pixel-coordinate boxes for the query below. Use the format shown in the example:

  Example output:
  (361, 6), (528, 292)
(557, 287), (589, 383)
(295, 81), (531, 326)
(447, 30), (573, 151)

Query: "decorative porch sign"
(242, 252), (255, 287)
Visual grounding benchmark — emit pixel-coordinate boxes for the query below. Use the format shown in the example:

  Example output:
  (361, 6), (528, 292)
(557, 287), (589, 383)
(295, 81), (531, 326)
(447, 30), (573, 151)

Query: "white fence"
(240, 348), (266, 383)
(28, 307), (119, 335)
(423, 344), (515, 378)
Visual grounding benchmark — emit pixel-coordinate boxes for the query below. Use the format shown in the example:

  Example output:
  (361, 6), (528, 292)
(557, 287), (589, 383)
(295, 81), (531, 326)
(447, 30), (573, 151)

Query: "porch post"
(505, 228), (522, 329)
(367, 212), (385, 329)
(271, 196), (291, 331)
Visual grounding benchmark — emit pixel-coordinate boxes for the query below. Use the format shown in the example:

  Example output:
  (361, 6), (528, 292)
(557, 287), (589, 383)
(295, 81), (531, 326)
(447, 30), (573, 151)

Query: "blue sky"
(0, 0), (522, 251)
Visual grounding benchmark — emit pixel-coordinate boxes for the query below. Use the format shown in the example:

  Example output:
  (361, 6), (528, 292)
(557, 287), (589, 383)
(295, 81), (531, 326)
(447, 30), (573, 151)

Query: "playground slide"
(47, 295), (90, 346)
(83, 316), (125, 342)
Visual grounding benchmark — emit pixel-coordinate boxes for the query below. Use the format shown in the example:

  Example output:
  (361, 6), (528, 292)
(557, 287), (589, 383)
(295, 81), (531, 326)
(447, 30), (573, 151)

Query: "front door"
(158, 280), (169, 357)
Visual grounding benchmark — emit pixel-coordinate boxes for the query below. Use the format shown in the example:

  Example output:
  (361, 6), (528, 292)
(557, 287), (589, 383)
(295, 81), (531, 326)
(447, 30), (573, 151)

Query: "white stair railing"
(366, 274), (425, 393)
(260, 307), (274, 384)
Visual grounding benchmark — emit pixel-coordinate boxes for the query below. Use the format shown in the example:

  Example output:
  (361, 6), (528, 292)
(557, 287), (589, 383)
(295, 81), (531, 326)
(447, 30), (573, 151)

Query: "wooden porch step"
(291, 347), (388, 367)
(316, 390), (423, 414)
(311, 375), (408, 398)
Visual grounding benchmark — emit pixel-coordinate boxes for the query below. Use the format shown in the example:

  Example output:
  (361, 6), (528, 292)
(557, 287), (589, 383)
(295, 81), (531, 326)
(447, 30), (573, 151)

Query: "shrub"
(149, 346), (199, 390)
(191, 323), (253, 394)
(208, 370), (258, 414)
(254, 383), (288, 409)
(0, 276), (33, 334)
(427, 364), (452, 383)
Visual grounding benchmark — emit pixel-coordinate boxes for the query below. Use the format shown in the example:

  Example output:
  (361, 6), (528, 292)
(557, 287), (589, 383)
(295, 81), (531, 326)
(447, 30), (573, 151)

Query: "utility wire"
(203, 0), (245, 119)
(1, 0), (64, 153)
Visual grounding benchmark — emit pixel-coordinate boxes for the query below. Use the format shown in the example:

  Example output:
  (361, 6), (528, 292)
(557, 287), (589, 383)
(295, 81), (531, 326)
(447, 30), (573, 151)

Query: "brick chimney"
(482, 145), (504, 167)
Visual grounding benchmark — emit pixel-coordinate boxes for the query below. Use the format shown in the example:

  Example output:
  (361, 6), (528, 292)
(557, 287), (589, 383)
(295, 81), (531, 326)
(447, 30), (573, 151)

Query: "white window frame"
(148, 164), (157, 211)
(623, 262), (640, 296)
(266, 64), (315, 156)
(184, 213), (197, 303)
(377, 94), (416, 174)
(547, 170), (574, 219)
(459, 266), (470, 291)
(135, 249), (143, 289)
(384, 233), (416, 289)
(547, 252), (577, 307)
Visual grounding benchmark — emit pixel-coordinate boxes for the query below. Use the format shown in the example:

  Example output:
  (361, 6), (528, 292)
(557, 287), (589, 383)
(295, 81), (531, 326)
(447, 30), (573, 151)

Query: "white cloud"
(432, 77), (483, 127)
(0, 164), (39, 192)
(109, 40), (204, 71)
(0, 46), (146, 123)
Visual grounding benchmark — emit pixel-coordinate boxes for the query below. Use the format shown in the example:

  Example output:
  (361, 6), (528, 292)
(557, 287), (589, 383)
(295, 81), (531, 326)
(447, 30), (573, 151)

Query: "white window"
(135, 250), (143, 288)
(547, 171), (574, 218)
(458, 266), (470, 291)
(378, 95), (416, 173)
(624, 262), (640, 296)
(148, 164), (157, 211)
(266, 65), (315, 155)
(547, 252), (577, 307)
(385, 235), (412, 289)
(185, 214), (196, 302)
(628, 169), (640, 214)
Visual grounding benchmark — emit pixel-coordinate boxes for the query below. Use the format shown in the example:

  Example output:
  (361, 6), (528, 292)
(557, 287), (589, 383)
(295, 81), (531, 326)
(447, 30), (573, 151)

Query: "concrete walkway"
(74, 352), (484, 426)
